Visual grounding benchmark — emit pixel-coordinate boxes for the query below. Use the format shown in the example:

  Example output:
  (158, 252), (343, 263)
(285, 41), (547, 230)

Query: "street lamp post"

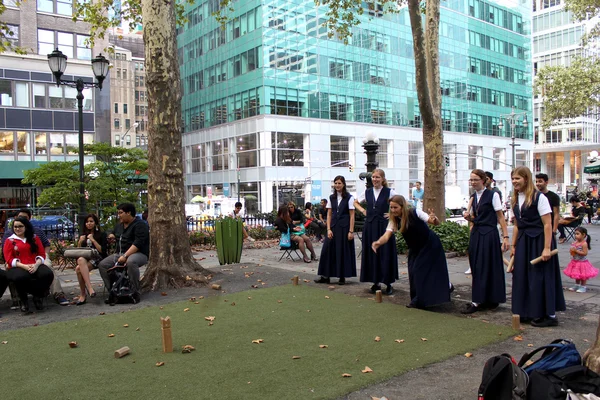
(498, 106), (528, 171)
(122, 122), (139, 147)
(360, 131), (380, 189)
(47, 48), (109, 234)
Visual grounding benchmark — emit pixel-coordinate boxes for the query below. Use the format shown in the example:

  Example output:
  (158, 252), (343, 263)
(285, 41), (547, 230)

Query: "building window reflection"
(16, 131), (29, 154)
(35, 133), (47, 154)
(0, 132), (14, 153)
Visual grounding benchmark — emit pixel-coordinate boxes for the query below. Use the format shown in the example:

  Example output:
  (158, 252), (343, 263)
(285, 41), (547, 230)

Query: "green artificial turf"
(0, 285), (514, 400)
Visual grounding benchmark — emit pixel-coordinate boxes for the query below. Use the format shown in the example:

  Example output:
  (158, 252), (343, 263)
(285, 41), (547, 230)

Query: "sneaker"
(568, 285), (580, 292)
(576, 286), (587, 293)
(465, 268), (472, 275)
(55, 293), (70, 306)
(10, 300), (19, 310)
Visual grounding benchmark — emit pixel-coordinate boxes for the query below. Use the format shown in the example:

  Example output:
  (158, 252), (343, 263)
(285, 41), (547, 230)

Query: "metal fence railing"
(186, 216), (273, 232)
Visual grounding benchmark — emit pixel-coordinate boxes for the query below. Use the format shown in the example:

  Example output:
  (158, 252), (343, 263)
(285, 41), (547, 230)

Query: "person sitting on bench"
(558, 196), (586, 244)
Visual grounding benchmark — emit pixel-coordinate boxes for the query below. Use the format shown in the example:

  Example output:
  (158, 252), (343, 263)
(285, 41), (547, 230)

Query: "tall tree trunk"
(141, 0), (208, 290)
(408, 0), (445, 221)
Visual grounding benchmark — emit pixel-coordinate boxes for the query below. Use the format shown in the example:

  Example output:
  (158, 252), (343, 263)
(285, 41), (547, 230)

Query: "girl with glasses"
(3, 216), (53, 313)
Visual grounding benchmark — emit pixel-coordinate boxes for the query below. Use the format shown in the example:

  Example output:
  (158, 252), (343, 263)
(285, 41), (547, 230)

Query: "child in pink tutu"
(564, 227), (598, 293)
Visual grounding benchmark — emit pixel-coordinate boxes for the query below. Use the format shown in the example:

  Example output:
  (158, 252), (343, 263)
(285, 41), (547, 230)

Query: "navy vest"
(401, 209), (430, 252)
(330, 193), (351, 228)
(366, 187), (391, 223)
(471, 189), (497, 231)
(513, 191), (544, 238)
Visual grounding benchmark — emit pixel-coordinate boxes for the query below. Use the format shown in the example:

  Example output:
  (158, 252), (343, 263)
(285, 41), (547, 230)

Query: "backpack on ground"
(107, 264), (140, 305)
(527, 365), (600, 400)
(518, 339), (582, 375)
(478, 353), (528, 400)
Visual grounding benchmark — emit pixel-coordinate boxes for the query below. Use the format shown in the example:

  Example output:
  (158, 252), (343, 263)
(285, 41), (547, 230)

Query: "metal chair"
(279, 241), (301, 262)
(563, 217), (584, 242)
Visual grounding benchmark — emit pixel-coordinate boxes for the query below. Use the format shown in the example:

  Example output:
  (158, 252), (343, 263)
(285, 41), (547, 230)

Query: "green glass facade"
(178, 0), (532, 139)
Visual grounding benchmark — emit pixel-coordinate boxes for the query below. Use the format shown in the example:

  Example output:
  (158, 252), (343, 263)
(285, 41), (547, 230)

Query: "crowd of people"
(0, 202), (149, 313)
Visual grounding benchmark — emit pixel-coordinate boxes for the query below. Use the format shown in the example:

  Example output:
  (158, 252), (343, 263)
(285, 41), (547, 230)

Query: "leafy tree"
(23, 143), (148, 219)
(534, 0), (600, 128)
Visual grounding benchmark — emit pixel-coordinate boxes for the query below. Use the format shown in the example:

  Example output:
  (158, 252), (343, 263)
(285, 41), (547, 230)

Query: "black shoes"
(461, 304), (480, 314)
(449, 284), (455, 294)
(384, 285), (393, 295)
(33, 296), (44, 310)
(338, 278), (346, 285)
(369, 284), (381, 294)
(314, 276), (330, 284)
(531, 317), (559, 327)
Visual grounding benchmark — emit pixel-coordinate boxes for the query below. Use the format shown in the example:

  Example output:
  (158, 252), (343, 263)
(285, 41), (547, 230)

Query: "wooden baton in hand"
(530, 249), (559, 265)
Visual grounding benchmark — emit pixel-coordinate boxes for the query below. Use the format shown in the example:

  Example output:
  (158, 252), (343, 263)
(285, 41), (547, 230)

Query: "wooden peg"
(211, 284), (221, 290)
(161, 316), (173, 353)
(375, 290), (383, 303)
(512, 314), (520, 330)
(530, 249), (559, 265)
(292, 276), (299, 286)
(114, 346), (130, 358)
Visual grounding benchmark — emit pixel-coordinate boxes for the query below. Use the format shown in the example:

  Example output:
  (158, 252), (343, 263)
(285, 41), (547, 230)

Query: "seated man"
(558, 196), (586, 243)
(98, 203), (149, 301)
(1, 208), (69, 307)
(230, 201), (255, 242)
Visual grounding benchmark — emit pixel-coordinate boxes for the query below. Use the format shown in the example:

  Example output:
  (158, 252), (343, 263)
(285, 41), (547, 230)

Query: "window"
(35, 133), (47, 155)
(117, 69), (121, 79)
(0, 80), (13, 106)
(123, 104), (128, 114)
(408, 141), (420, 180)
(125, 119), (130, 129)
(37, 29), (55, 57)
(38, 30), (88, 59)
(114, 103), (119, 113)
(468, 145), (482, 169)
(4, 0), (18, 7)
(76, 35), (91, 60)
(2, 25), (19, 47)
(271, 132), (304, 166)
(114, 119), (120, 129)
(125, 135), (131, 146)
(16, 131), (29, 154)
(48, 86), (63, 108)
(330, 136), (349, 167)
(50, 133), (64, 154)
(38, 0), (72, 15)
(57, 32), (74, 58)
(115, 134), (120, 146)
(375, 139), (391, 168)
(33, 84), (46, 108)
(0, 132), (14, 153)
(237, 134), (257, 168)
(493, 147), (504, 170)
(122, 69), (127, 79)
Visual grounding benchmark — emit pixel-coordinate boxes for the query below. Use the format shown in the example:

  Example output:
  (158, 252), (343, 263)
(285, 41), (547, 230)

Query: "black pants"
(308, 221), (326, 239)
(558, 220), (580, 239)
(0, 269), (8, 299)
(6, 265), (54, 304)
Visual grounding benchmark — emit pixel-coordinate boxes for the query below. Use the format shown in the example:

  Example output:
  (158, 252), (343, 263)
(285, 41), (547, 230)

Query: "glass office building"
(179, 0), (532, 213)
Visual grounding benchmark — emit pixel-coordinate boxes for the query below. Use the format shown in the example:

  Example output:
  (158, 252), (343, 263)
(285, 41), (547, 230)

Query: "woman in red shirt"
(4, 216), (54, 313)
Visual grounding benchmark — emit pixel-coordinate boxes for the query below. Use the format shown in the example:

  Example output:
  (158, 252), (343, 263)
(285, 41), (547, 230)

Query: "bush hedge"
(395, 221), (470, 256)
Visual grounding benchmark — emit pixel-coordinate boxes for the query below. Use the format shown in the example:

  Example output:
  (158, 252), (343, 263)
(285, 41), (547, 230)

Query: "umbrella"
(190, 195), (206, 203)
(584, 159), (600, 174)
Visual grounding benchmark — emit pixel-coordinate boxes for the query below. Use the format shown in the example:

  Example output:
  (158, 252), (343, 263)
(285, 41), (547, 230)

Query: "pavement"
(2, 219), (600, 399)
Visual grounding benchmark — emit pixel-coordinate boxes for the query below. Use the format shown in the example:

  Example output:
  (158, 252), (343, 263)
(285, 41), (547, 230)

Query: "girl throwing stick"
(564, 227), (598, 293)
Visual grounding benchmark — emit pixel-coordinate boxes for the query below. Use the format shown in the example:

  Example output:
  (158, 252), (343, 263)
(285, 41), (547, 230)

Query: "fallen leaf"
(277, 300), (282, 303)
(421, 338), (428, 342)
(328, 286), (336, 290)
(374, 336), (381, 342)
(303, 279), (310, 283)
(160, 306), (164, 310)
(325, 296), (330, 299)
(182, 345), (196, 353)
(362, 366), (373, 373)
(69, 341), (78, 348)
(190, 297), (196, 301)
(194, 302), (199, 304)
(251, 285), (258, 288)
(199, 296), (204, 299)
(257, 279), (262, 282)
(292, 356), (301, 359)
(123, 324), (129, 328)
(514, 335), (523, 341)
(1, 341), (7, 344)
(161, 292), (168, 296)
(464, 352), (473, 358)
(319, 345), (328, 348)
(204, 316), (215, 321)
(342, 373), (352, 378)
(247, 297), (252, 300)
(99, 312), (105, 315)
(108, 334), (115, 337)
(261, 282), (267, 285)
(231, 302), (236, 306)
(252, 339), (264, 344)
(208, 322), (213, 326)
(395, 339), (405, 343)
(224, 299), (228, 302)
(527, 344), (534, 347)
(136, 327), (140, 331)
(185, 275), (192, 281)
(584, 339), (590, 343)
(156, 362), (165, 367)
(183, 308), (190, 312)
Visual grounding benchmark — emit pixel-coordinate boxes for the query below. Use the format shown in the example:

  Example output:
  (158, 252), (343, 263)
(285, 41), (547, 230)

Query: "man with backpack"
(97, 203), (149, 303)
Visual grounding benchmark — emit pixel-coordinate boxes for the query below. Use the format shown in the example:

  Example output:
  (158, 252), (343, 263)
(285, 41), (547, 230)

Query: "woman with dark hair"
(273, 204), (313, 262)
(3, 216), (53, 312)
(287, 202), (317, 262)
(372, 195), (452, 308)
(461, 169), (509, 314)
(510, 166), (565, 327)
(74, 213), (108, 305)
(304, 202), (326, 241)
(315, 176), (356, 284)
(354, 168), (398, 295)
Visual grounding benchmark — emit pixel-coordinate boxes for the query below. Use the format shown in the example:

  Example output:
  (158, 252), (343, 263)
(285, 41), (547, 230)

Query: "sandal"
(303, 257), (311, 263)
(311, 255), (319, 261)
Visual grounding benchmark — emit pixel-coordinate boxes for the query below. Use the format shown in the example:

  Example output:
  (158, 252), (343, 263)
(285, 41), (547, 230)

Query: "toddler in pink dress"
(564, 227), (598, 293)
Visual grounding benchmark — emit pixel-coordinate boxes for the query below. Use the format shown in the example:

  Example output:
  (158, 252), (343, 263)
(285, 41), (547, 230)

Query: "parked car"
(30, 215), (76, 241)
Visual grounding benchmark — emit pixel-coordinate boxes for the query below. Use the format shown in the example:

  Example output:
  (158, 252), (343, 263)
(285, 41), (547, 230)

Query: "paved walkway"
(32, 220), (600, 307)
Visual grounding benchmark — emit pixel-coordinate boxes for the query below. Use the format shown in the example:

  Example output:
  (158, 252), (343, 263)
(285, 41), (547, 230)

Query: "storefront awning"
(584, 160), (600, 174)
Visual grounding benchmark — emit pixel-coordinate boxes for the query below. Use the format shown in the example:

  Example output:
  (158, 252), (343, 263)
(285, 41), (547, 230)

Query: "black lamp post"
(47, 48), (109, 234)
(360, 131), (380, 189)
(498, 106), (528, 171)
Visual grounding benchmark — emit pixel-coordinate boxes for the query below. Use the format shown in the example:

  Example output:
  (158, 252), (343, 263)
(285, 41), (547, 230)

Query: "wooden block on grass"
(375, 290), (383, 303)
(114, 346), (130, 358)
(512, 314), (520, 330)
(161, 316), (173, 353)
(292, 276), (299, 286)
(212, 284), (221, 290)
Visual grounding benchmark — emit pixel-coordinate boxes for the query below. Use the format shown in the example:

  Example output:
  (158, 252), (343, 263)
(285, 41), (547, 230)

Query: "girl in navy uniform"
(354, 169), (398, 295)
(315, 176), (357, 285)
(510, 166), (565, 327)
(372, 195), (452, 308)
(462, 169), (510, 314)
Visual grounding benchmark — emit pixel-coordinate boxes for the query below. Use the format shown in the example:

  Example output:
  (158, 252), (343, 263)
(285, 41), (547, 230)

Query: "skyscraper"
(178, 0), (532, 213)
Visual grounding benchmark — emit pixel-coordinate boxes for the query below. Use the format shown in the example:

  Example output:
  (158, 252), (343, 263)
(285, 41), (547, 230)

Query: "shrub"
(188, 230), (215, 246)
(395, 221), (469, 256)
(247, 226), (280, 240)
